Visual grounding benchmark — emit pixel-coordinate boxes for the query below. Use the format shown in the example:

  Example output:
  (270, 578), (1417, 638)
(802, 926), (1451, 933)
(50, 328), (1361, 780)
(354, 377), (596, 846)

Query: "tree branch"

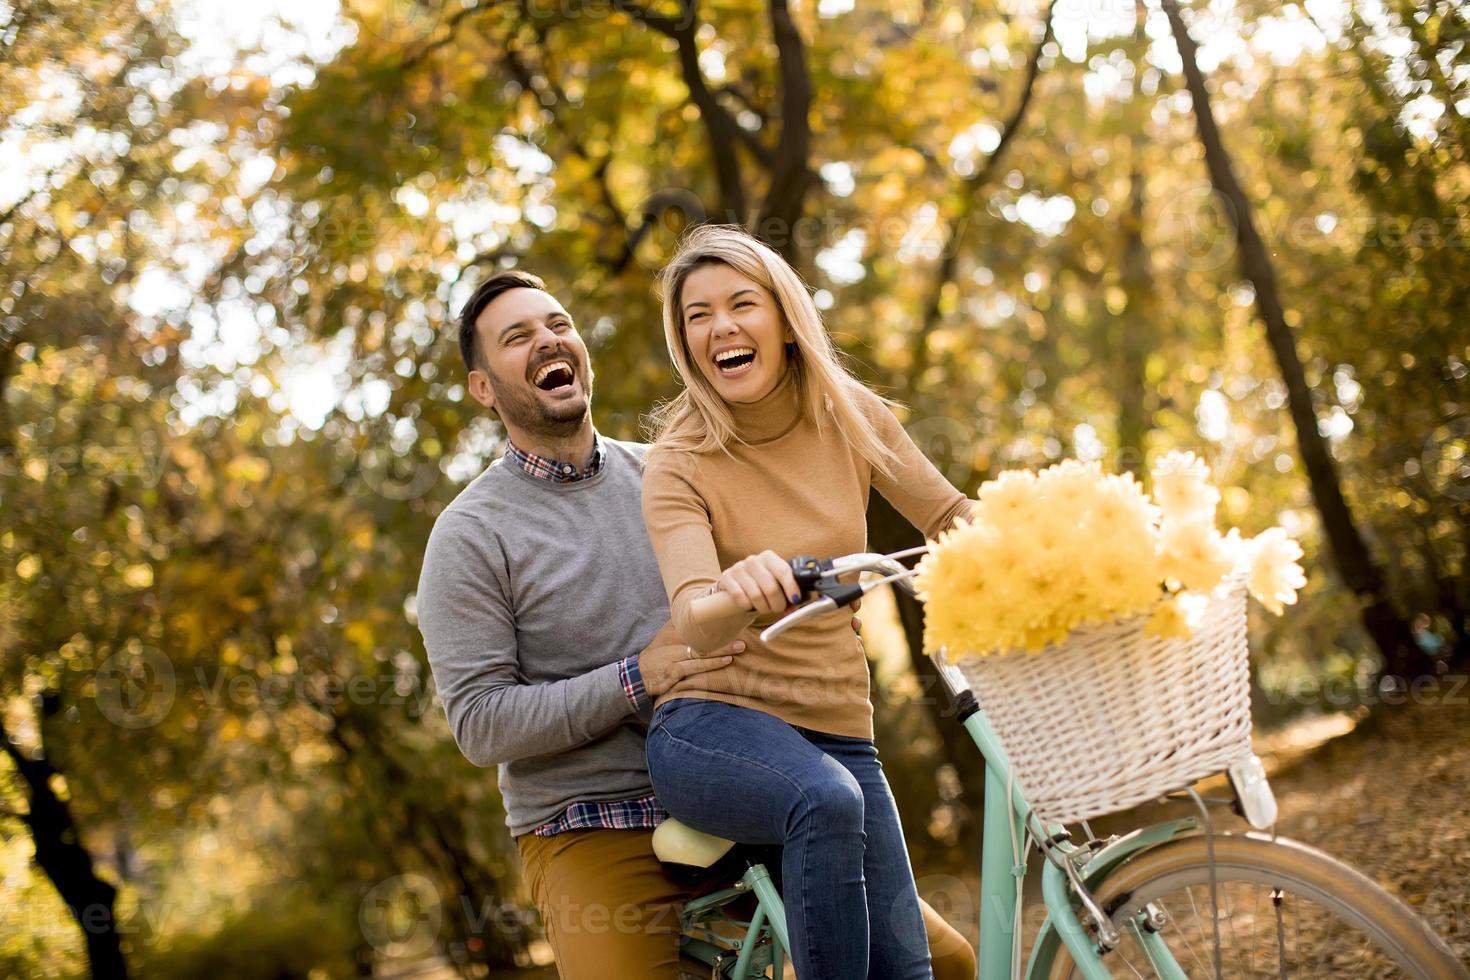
(716, 79), (771, 127)
(501, 34), (640, 268)
(612, 0), (685, 37)
(399, 0), (504, 72)
(621, 0), (749, 220)
(717, 88), (776, 167)
(755, 0), (814, 257)
(909, 1), (1055, 383)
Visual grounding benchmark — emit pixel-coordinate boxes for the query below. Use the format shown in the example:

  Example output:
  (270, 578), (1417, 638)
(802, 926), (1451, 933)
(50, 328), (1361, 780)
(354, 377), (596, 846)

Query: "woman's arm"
(641, 450), (762, 651)
(857, 386), (978, 538)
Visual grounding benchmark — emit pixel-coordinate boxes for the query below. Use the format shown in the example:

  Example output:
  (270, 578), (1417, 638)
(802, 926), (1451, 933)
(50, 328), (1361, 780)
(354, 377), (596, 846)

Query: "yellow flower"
(974, 468), (1037, 526)
(919, 460), (1165, 656)
(1151, 450), (1221, 523)
(1158, 517), (1238, 591)
(1037, 459), (1098, 509)
(1145, 597), (1192, 639)
(1090, 472), (1161, 529)
(918, 451), (1308, 658)
(1248, 527), (1306, 614)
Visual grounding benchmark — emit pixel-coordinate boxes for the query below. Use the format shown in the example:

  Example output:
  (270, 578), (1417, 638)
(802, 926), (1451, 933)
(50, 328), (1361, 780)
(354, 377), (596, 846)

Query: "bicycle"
(652, 547), (1468, 979)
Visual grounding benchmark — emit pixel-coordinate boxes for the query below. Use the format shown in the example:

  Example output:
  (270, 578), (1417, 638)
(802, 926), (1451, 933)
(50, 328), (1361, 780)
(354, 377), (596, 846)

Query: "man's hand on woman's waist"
(637, 620), (748, 698)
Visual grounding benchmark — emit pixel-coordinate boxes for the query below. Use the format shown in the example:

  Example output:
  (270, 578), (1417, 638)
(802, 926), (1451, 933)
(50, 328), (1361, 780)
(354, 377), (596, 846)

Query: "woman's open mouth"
(531, 358), (577, 392)
(712, 346), (756, 378)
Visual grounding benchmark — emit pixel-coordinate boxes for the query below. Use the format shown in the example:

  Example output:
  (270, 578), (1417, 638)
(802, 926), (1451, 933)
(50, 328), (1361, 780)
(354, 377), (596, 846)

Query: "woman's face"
(679, 263), (793, 404)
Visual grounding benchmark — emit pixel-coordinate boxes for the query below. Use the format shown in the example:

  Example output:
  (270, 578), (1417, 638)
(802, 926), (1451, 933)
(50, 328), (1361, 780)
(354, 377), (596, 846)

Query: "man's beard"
(485, 358), (593, 438)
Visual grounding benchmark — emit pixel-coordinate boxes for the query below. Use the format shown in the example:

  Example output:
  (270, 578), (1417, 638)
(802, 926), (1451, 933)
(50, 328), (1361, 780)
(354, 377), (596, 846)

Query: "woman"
(641, 225), (978, 979)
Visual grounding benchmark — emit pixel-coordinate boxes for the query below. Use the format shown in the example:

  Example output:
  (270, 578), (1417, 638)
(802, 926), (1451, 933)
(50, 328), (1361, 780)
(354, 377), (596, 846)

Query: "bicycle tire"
(1042, 833), (1467, 979)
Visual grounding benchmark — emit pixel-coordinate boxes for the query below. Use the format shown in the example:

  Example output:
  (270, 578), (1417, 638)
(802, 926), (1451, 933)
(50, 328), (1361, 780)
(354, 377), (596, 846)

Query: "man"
(415, 271), (976, 978)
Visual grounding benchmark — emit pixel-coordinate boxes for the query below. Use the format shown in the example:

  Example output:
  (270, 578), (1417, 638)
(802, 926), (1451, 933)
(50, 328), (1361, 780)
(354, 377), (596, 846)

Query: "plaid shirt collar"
(504, 434), (606, 484)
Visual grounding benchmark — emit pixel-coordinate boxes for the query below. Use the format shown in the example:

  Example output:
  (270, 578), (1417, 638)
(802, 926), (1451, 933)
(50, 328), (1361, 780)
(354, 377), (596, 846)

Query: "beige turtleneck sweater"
(640, 369), (976, 739)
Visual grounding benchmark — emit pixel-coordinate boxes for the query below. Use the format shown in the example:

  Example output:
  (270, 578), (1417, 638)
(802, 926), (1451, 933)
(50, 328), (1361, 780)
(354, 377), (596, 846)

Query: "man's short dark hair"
(457, 270), (548, 373)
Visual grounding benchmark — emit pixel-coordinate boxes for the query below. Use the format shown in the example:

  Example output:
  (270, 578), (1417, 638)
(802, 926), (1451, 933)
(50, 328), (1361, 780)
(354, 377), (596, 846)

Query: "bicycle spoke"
(1080, 873), (1426, 978)
(1183, 885), (1217, 976)
(1310, 903), (1340, 975)
(1289, 886), (1302, 973)
(1114, 940), (1150, 980)
(1248, 882), (1262, 977)
(1221, 881), (1243, 978)
(1158, 893), (1213, 977)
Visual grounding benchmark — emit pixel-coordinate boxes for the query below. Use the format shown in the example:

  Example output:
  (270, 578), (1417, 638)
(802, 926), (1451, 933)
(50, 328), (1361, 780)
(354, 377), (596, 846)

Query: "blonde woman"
(641, 225), (977, 980)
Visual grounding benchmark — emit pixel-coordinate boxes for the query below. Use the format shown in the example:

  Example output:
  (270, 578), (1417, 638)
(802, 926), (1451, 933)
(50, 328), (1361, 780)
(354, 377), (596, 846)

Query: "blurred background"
(2, 0), (1468, 976)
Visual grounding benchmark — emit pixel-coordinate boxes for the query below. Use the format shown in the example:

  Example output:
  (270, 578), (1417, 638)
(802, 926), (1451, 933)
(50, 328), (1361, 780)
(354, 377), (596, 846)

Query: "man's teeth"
(533, 360), (572, 386)
(714, 347), (755, 367)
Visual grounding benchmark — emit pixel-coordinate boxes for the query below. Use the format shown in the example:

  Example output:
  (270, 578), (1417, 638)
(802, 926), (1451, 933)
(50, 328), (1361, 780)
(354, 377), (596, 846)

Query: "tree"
(1159, 0), (1430, 682)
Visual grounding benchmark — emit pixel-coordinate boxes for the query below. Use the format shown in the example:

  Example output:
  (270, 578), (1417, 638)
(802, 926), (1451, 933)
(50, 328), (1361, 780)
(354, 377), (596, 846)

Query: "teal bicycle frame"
(950, 663), (1198, 980)
(676, 649), (1202, 979)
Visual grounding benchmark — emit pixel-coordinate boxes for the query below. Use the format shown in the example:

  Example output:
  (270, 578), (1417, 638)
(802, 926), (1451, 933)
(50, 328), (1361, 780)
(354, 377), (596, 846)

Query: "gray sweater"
(415, 438), (670, 835)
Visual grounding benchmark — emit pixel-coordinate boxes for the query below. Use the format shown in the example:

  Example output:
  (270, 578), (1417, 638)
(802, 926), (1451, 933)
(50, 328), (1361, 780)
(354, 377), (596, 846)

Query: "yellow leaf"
(226, 455), (271, 482)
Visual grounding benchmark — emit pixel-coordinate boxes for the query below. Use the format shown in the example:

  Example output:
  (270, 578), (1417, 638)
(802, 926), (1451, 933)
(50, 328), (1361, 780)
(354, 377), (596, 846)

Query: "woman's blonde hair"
(646, 224), (898, 479)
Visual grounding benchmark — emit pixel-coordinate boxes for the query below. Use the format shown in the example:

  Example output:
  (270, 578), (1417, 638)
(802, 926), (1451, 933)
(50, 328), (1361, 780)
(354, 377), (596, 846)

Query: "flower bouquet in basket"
(913, 452), (1306, 826)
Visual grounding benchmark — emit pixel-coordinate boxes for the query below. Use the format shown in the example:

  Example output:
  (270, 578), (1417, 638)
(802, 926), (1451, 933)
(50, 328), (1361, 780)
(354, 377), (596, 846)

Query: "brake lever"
(759, 597), (839, 643)
(761, 549), (928, 643)
(826, 553), (921, 596)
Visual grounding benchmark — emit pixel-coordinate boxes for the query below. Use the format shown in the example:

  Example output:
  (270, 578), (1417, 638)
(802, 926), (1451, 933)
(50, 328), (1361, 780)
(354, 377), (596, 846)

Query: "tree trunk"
(866, 493), (983, 848)
(1114, 7), (1157, 475)
(756, 0), (814, 263)
(1, 702), (128, 979)
(1115, 160), (1154, 475)
(1160, 0), (1430, 682)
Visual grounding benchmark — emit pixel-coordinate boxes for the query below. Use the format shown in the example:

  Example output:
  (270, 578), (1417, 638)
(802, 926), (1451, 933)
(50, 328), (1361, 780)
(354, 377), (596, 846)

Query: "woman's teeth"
(713, 347), (756, 375)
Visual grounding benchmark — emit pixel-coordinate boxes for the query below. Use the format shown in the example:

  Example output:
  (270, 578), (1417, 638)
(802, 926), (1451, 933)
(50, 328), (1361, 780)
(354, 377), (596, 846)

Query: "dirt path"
(494, 700), (1470, 976)
(921, 699), (1470, 969)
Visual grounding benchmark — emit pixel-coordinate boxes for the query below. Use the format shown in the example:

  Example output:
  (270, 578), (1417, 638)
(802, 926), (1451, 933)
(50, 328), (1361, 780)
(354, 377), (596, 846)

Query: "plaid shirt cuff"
(617, 655), (651, 714)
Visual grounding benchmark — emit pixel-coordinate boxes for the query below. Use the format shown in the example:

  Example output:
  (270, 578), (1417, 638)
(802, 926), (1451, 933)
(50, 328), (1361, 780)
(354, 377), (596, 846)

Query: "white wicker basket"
(951, 575), (1255, 827)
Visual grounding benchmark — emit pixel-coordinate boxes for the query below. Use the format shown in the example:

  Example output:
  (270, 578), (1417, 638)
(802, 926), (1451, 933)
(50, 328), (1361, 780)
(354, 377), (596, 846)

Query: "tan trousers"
(518, 828), (976, 980)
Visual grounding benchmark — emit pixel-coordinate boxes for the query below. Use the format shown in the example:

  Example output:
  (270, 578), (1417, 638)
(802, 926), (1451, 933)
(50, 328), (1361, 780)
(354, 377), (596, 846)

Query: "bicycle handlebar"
(685, 549), (928, 638)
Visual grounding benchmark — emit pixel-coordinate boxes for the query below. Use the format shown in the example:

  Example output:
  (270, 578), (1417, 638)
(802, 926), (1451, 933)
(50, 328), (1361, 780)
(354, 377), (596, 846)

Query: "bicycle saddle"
(651, 817), (735, 868)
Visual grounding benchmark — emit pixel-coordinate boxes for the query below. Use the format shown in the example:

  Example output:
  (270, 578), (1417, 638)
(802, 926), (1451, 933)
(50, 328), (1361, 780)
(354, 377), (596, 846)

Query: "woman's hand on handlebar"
(717, 550), (802, 616)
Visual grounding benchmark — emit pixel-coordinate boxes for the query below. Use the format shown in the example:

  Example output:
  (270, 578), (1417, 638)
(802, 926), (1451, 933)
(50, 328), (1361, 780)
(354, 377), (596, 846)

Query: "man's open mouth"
(713, 347), (756, 377)
(532, 358), (577, 392)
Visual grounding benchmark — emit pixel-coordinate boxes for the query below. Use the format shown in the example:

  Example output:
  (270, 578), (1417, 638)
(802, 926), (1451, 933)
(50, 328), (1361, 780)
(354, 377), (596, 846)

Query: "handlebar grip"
(689, 590), (753, 624)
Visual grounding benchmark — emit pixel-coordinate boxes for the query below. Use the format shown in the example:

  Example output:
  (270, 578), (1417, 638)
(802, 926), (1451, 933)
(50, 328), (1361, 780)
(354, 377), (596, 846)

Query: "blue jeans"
(647, 698), (932, 980)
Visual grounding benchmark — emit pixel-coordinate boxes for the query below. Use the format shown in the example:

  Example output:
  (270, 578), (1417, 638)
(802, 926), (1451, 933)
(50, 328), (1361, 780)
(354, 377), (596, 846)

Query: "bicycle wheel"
(1045, 833), (1467, 979)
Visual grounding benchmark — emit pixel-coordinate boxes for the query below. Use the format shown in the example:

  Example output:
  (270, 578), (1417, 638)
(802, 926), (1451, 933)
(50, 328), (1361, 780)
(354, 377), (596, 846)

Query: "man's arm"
(415, 511), (634, 768)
